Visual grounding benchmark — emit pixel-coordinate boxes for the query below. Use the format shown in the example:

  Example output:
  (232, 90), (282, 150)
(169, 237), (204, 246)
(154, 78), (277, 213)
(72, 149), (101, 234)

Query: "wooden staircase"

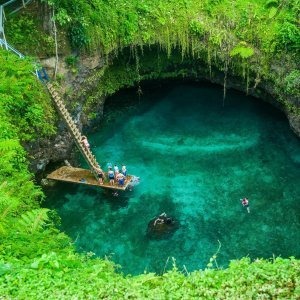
(46, 82), (101, 179)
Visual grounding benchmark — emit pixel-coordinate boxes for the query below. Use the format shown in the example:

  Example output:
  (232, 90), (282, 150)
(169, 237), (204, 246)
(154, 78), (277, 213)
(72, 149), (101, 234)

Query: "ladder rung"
(48, 86), (97, 170)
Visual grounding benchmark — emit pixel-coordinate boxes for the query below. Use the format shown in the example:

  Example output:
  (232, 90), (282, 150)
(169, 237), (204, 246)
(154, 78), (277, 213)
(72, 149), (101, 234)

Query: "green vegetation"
(1, 256), (299, 298)
(42, 0), (299, 115)
(0, 51), (57, 268)
(1, 0), (300, 297)
(5, 15), (55, 56)
(0, 51), (56, 141)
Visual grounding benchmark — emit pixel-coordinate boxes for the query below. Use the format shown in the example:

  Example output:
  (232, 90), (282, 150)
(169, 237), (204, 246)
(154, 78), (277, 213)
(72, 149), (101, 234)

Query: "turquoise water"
(45, 81), (300, 275)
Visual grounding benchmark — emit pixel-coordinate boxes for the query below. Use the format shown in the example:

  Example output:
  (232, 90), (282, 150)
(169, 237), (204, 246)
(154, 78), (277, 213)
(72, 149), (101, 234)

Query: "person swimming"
(153, 213), (169, 226)
(147, 213), (178, 239)
(240, 198), (250, 213)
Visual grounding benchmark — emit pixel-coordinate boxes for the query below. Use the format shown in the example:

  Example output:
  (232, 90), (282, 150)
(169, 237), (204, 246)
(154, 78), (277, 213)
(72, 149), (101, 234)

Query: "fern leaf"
(0, 139), (20, 153)
(32, 209), (50, 232)
(269, 7), (278, 19)
(18, 209), (50, 233)
(230, 44), (254, 59)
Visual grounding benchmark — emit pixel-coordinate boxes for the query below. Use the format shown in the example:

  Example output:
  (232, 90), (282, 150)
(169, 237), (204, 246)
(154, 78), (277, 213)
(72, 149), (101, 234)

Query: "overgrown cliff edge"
(0, 0), (299, 298)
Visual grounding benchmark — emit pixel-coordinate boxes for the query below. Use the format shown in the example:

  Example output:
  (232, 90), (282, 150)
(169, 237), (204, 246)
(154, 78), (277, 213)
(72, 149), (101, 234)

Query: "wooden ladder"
(46, 82), (101, 179)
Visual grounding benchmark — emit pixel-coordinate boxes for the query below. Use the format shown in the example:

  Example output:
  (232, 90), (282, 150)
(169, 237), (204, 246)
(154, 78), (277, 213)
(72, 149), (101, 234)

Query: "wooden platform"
(47, 166), (133, 191)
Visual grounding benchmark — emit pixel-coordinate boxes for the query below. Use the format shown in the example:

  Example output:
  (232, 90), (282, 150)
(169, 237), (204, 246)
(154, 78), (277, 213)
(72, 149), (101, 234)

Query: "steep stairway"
(46, 82), (102, 179)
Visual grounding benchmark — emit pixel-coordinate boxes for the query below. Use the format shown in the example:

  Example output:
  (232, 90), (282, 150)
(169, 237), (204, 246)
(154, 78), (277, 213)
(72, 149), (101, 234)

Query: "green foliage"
(265, 0), (279, 8)
(69, 22), (89, 49)
(284, 70), (300, 97)
(0, 256), (299, 298)
(268, 6), (278, 19)
(0, 50), (56, 141)
(5, 16), (54, 56)
(230, 43), (254, 59)
(64, 54), (78, 67)
(0, 1), (299, 297)
(189, 20), (205, 36)
(0, 51), (60, 273)
(277, 21), (300, 50)
(37, 0), (298, 106)
(18, 208), (50, 233)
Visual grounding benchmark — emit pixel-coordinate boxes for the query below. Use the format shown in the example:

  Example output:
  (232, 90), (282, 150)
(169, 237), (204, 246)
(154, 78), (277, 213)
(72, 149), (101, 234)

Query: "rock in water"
(147, 215), (178, 239)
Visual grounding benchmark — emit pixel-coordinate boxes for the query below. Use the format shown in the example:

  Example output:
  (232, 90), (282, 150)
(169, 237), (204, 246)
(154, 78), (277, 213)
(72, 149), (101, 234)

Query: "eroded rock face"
(29, 55), (106, 174)
(26, 128), (74, 174)
(288, 114), (300, 137)
(29, 54), (300, 175)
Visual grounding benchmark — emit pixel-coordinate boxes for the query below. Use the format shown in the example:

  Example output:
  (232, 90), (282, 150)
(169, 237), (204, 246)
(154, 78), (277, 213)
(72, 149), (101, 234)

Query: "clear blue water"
(45, 81), (300, 275)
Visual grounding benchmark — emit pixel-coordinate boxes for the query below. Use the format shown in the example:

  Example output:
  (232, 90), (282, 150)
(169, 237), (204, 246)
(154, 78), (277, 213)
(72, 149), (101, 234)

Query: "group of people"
(80, 135), (128, 187)
(94, 164), (127, 186)
(107, 163), (127, 186)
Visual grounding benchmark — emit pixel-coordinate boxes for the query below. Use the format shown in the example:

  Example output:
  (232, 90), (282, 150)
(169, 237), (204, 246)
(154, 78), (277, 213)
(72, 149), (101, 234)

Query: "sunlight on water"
(45, 82), (300, 275)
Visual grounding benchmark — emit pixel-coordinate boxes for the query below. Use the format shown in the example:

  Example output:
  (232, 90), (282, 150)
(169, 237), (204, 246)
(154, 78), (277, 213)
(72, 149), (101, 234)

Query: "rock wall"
(29, 51), (300, 175)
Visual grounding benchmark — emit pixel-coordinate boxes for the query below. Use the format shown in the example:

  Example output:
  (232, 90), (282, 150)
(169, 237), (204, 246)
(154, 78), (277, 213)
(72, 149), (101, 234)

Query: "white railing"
(0, 0), (38, 77)
(0, 37), (24, 57)
(0, 0), (35, 48)
(2, 0), (34, 15)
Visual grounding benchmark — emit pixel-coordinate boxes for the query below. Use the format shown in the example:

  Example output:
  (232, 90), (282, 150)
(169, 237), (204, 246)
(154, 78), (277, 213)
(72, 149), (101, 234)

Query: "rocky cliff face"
(29, 52), (300, 175)
(28, 54), (107, 174)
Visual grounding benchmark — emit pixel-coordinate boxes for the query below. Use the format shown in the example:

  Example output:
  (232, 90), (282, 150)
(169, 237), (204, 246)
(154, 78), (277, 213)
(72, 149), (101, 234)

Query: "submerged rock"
(40, 178), (56, 187)
(147, 214), (178, 239)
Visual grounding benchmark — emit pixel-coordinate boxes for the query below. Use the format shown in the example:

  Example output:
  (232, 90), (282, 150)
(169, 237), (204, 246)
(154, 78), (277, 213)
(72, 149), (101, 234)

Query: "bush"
(284, 70), (300, 97)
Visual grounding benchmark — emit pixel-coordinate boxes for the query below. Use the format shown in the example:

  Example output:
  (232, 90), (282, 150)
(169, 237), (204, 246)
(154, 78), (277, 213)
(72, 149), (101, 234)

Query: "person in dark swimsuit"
(95, 166), (104, 185)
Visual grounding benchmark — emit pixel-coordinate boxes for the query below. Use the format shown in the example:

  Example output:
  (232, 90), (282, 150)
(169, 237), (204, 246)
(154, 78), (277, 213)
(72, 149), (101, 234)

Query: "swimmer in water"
(112, 191), (119, 197)
(240, 198), (250, 213)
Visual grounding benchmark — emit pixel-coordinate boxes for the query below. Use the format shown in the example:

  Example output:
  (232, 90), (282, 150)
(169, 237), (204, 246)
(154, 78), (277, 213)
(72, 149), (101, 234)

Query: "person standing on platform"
(116, 172), (125, 186)
(121, 165), (127, 176)
(108, 168), (115, 186)
(114, 164), (119, 177)
(95, 166), (104, 185)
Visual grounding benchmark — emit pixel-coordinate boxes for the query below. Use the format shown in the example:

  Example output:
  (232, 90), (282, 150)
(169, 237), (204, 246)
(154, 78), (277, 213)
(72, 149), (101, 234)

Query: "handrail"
(0, 0), (35, 41)
(2, 0), (33, 9)
(0, 37), (24, 57)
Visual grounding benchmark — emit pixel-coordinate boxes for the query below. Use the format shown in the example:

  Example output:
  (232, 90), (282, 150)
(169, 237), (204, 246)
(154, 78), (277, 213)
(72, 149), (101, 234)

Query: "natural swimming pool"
(45, 81), (300, 275)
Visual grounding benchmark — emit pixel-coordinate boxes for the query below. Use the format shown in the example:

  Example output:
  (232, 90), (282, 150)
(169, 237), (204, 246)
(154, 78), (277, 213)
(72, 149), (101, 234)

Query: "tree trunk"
(39, 1), (52, 34)
(52, 7), (58, 80)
